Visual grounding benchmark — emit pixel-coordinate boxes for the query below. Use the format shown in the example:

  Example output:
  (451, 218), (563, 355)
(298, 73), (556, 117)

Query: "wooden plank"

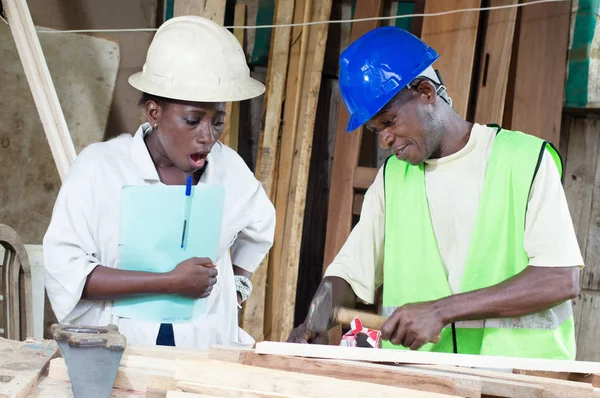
(563, 118), (600, 267)
(413, 364), (594, 398)
(203, 0), (226, 24)
(168, 392), (223, 398)
(581, 120), (600, 290)
(0, 338), (59, 398)
(123, 345), (209, 361)
(270, 0), (334, 342)
(322, 0), (385, 272)
(254, 341), (600, 374)
(473, 0), (518, 124)
(209, 345), (480, 397)
(265, 0), (313, 341)
(507, 0), (571, 144)
(514, 369), (600, 388)
(353, 166), (378, 190)
(2, 0), (77, 181)
(30, 376), (142, 398)
(174, 0), (206, 16)
(222, 4), (246, 150)
(243, 0), (295, 341)
(420, 0), (481, 119)
(573, 292), (600, 361)
(175, 358), (457, 397)
(178, 381), (303, 397)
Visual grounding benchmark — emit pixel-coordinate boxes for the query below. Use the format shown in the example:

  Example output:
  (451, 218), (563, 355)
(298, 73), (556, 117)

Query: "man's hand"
(169, 257), (217, 298)
(287, 322), (328, 345)
(380, 301), (444, 350)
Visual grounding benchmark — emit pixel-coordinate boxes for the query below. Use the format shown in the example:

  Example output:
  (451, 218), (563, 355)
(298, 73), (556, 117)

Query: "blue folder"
(111, 183), (225, 323)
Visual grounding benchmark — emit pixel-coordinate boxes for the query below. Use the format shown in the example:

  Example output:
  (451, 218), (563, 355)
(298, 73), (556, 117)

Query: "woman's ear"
(145, 100), (161, 126)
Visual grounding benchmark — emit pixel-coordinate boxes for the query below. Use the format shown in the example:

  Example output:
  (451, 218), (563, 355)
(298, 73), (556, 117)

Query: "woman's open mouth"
(190, 152), (208, 168)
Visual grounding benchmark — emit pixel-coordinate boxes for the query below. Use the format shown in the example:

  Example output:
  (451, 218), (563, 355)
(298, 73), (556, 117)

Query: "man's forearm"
(82, 265), (176, 301)
(434, 266), (580, 325)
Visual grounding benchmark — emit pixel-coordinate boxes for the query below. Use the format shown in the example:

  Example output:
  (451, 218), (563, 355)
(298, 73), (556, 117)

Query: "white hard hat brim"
(128, 72), (266, 103)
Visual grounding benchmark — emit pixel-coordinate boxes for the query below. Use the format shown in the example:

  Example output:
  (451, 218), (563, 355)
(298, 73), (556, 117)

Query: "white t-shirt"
(325, 123), (584, 304)
(43, 123), (276, 350)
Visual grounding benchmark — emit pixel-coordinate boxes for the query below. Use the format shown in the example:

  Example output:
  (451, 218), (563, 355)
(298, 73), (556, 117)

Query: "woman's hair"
(138, 92), (171, 108)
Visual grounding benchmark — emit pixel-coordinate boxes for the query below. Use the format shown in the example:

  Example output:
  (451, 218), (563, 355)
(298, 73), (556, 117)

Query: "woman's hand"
(169, 257), (218, 298)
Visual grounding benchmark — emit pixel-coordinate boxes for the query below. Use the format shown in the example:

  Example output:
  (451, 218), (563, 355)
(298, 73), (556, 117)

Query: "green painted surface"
(396, 1), (414, 31)
(565, 0), (599, 108)
(250, 0), (275, 66)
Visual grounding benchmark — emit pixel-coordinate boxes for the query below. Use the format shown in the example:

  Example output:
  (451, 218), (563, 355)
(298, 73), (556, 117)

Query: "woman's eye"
(185, 119), (200, 126)
(383, 118), (394, 127)
(213, 121), (224, 128)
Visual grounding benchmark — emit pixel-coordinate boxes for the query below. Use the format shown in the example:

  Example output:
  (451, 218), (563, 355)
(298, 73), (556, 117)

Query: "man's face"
(365, 81), (443, 165)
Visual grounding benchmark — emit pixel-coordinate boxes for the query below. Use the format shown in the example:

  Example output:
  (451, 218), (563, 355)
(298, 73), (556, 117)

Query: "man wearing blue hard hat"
(288, 26), (583, 359)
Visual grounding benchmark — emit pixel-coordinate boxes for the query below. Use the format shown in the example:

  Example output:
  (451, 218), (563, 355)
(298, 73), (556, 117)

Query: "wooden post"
(2, 0), (77, 182)
(222, 4), (246, 150)
(241, 0), (296, 341)
(174, 0), (206, 16)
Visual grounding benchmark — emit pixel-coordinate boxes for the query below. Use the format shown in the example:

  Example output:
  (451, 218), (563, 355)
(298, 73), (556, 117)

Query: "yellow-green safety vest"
(381, 125), (576, 359)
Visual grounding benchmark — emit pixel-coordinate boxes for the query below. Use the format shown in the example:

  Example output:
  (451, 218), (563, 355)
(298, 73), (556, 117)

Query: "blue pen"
(180, 176), (193, 249)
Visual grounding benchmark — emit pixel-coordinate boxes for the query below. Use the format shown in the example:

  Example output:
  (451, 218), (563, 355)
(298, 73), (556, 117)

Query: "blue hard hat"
(339, 26), (440, 132)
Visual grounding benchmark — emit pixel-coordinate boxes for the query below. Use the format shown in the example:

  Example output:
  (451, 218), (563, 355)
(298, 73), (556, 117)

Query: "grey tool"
(52, 323), (127, 398)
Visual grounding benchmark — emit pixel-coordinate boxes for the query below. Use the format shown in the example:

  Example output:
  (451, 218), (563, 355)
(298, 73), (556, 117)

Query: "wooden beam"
(254, 341), (600, 374)
(175, 358), (457, 397)
(174, 0), (206, 16)
(506, 0), (571, 145)
(242, 0), (295, 341)
(420, 0), (481, 119)
(269, 0), (334, 342)
(203, 0), (226, 24)
(473, 0), (519, 124)
(2, 0), (77, 182)
(353, 166), (378, 190)
(322, 0), (385, 272)
(222, 4), (246, 150)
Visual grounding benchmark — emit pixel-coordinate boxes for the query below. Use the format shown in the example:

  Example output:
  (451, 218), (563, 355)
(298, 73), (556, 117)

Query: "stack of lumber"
(8, 338), (599, 398)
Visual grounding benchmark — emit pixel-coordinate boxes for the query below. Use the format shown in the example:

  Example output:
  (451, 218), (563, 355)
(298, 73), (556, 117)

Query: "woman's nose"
(196, 120), (213, 144)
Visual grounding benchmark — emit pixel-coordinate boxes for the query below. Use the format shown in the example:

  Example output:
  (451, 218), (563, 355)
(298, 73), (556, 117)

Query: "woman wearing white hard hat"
(43, 16), (275, 349)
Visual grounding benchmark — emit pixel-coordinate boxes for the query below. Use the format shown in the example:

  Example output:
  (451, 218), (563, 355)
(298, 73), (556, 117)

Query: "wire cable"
(7, 0), (571, 34)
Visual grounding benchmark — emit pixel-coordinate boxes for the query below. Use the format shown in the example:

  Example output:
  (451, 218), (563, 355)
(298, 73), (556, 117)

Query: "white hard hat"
(129, 16), (265, 102)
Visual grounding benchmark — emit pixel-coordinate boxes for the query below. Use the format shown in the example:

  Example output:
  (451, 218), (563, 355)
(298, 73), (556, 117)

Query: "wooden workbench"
(1, 337), (599, 398)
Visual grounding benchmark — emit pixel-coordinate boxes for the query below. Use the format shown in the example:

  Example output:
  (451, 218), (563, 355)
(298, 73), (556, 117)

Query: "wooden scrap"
(514, 369), (600, 388)
(473, 0), (519, 124)
(167, 392), (222, 398)
(506, 0), (571, 144)
(419, 0), (480, 119)
(0, 338), (59, 398)
(175, 358), (456, 397)
(267, 0), (334, 342)
(322, 0), (385, 272)
(28, 376), (142, 398)
(177, 381), (303, 397)
(221, 4), (246, 151)
(242, 0), (295, 342)
(123, 345), (208, 361)
(254, 341), (600, 374)
(2, 0), (77, 181)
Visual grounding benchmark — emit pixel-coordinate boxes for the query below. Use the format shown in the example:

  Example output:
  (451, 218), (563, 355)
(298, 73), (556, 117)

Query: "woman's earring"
(154, 123), (158, 130)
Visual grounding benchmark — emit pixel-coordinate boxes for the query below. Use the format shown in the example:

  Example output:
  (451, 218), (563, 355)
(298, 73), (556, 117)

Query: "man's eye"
(383, 118), (394, 127)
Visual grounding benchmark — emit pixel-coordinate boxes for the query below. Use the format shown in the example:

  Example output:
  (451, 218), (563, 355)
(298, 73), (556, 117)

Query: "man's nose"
(379, 130), (395, 149)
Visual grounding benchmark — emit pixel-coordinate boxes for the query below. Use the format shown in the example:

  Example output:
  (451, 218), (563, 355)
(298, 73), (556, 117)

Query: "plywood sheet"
(0, 24), (119, 244)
